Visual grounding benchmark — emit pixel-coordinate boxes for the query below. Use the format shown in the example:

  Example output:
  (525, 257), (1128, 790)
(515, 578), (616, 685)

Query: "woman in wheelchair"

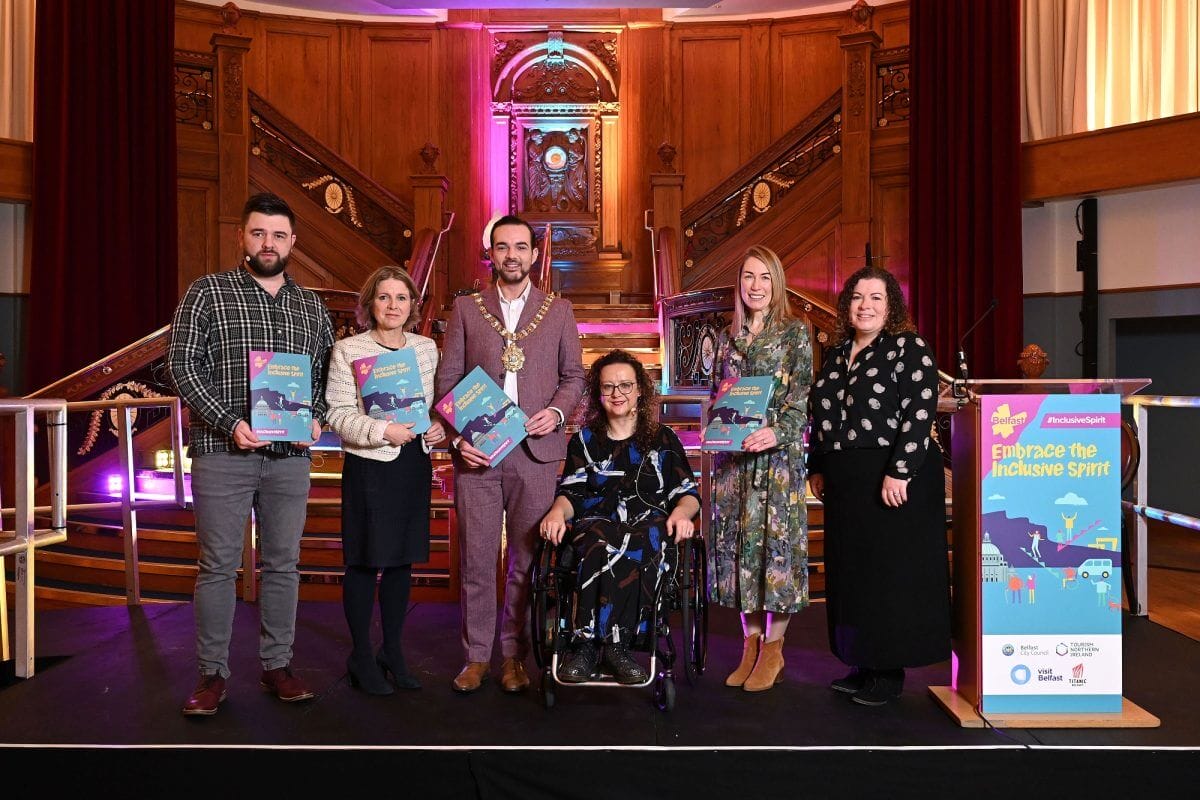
(538, 349), (701, 685)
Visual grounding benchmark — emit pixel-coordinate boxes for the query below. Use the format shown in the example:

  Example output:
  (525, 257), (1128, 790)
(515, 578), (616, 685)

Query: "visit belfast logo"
(990, 404), (1028, 438)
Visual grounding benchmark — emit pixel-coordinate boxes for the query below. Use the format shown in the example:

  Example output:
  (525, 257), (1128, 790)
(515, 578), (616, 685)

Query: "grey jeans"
(190, 450), (311, 677)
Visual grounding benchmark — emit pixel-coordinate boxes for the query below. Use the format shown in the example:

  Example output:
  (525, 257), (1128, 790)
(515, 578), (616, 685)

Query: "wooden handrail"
(655, 227), (679, 302)
(410, 210), (455, 338)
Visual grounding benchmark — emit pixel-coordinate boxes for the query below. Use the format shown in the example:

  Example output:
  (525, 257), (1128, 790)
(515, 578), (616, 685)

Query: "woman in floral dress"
(708, 245), (813, 693)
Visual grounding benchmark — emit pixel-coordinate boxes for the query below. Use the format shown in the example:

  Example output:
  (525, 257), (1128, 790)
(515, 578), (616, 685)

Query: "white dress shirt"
(497, 281), (531, 405)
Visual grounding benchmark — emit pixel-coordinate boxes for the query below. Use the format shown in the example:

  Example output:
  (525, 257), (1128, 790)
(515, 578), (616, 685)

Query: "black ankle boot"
(347, 652), (393, 696)
(376, 648), (421, 690)
(604, 644), (649, 685)
(850, 668), (905, 706)
(559, 640), (600, 683)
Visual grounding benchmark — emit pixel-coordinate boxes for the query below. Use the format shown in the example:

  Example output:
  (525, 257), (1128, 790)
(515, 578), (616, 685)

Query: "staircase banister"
(28, 326), (171, 401)
(655, 226), (679, 301)
(248, 90), (414, 227)
(536, 224), (553, 294)
(681, 91), (843, 228)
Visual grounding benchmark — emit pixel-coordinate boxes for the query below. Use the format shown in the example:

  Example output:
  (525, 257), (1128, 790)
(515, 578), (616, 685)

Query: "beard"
(246, 251), (289, 278)
(496, 259), (531, 285)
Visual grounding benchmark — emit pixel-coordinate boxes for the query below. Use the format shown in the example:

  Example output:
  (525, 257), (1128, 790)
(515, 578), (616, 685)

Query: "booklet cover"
(435, 365), (528, 466)
(702, 375), (776, 451)
(352, 348), (430, 434)
(249, 351), (313, 441)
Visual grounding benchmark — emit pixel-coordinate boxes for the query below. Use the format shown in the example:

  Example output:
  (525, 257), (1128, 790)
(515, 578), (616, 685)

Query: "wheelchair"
(529, 529), (708, 711)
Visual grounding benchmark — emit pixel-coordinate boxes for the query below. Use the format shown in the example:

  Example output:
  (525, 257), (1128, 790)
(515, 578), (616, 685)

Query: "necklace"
(473, 292), (555, 372)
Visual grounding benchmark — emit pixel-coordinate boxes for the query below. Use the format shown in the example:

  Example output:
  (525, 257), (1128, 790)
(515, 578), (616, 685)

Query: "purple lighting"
(106, 474), (123, 495)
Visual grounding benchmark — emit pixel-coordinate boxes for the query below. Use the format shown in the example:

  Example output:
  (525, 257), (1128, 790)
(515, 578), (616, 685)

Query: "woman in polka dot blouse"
(806, 265), (950, 707)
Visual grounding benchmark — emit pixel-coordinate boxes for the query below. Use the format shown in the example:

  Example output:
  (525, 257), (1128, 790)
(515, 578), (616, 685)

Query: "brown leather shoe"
(182, 673), (226, 716)
(500, 657), (530, 693)
(452, 661), (490, 693)
(260, 665), (315, 702)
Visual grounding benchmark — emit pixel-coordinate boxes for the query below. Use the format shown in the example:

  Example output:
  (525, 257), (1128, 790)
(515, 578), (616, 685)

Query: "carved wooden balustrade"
(247, 91), (415, 266)
(680, 92), (844, 271)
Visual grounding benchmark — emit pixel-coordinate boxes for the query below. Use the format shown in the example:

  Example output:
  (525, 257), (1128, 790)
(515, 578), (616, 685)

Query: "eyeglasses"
(599, 381), (637, 396)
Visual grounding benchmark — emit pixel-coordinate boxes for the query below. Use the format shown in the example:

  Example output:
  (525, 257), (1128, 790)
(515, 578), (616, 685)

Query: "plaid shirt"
(168, 266), (334, 457)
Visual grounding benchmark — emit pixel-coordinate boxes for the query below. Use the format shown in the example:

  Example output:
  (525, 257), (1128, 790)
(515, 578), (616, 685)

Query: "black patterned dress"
(555, 425), (699, 646)
(807, 330), (951, 668)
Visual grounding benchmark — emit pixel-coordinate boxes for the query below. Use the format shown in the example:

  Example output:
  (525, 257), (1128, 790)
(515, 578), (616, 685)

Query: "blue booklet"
(435, 365), (528, 466)
(248, 351), (313, 442)
(702, 375), (775, 451)
(352, 348), (430, 434)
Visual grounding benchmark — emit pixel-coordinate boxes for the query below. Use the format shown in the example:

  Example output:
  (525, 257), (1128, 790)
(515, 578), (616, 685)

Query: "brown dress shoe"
(452, 661), (490, 693)
(182, 673), (227, 716)
(500, 657), (530, 693)
(260, 666), (315, 702)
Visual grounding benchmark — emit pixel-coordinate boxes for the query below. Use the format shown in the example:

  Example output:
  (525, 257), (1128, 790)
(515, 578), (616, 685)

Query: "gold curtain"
(1022, 0), (1089, 140)
(1090, 0), (1200, 128)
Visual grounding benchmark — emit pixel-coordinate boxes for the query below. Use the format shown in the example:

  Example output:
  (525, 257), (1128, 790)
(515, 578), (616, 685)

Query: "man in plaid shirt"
(169, 193), (334, 716)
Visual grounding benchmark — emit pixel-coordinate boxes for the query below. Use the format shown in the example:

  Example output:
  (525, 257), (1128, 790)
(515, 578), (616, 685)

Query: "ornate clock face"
(543, 145), (567, 171)
(700, 330), (717, 374)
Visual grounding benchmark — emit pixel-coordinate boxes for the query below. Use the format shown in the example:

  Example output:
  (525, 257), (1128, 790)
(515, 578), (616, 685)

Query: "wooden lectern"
(930, 378), (1159, 728)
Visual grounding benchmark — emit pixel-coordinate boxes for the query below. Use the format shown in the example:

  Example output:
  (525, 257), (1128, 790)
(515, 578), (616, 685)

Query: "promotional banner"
(979, 393), (1123, 713)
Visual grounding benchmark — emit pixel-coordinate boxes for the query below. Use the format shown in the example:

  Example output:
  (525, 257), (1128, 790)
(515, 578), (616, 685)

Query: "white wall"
(1023, 182), (1200, 294)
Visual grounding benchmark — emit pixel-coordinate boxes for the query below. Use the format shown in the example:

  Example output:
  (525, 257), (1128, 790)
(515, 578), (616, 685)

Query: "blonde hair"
(355, 266), (420, 330)
(731, 245), (792, 335)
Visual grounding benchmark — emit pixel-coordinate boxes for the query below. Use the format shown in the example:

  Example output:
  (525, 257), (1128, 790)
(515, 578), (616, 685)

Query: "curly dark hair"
(833, 265), (913, 344)
(583, 349), (660, 452)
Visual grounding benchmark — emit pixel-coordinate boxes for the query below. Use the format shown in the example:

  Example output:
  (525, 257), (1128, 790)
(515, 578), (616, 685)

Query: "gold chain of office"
(473, 291), (556, 372)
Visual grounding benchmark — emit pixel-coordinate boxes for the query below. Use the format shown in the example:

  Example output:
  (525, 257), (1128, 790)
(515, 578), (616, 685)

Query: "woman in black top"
(539, 350), (701, 684)
(807, 266), (950, 705)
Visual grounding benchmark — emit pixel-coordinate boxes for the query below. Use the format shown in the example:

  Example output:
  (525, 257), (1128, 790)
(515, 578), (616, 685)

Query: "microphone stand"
(952, 299), (999, 402)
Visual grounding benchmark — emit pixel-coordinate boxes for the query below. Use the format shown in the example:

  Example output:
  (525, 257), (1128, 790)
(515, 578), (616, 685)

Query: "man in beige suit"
(436, 215), (585, 694)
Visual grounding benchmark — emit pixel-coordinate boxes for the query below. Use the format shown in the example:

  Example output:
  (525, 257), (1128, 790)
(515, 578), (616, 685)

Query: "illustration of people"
(1095, 577), (1111, 607)
(1028, 529), (1043, 560)
(1007, 569), (1023, 604)
(1026, 573), (1036, 604)
(1061, 566), (1076, 589)
(1061, 511), (1078, 542)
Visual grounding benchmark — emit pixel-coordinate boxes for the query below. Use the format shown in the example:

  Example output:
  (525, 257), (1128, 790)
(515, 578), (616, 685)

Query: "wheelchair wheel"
(529, 541), (555, 671)
(687, 537), (708, 679)
(655, 674), (676, 712)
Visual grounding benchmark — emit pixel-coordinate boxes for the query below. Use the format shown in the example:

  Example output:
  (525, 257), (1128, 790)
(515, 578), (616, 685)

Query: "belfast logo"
(990, 403), (1028, 438)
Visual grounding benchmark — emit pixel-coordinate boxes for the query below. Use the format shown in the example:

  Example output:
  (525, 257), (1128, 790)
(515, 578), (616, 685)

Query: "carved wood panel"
(522, 126), (590, 213)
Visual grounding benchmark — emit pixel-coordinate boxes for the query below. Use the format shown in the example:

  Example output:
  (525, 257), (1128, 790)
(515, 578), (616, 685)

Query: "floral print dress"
(707, 317), (813, 613)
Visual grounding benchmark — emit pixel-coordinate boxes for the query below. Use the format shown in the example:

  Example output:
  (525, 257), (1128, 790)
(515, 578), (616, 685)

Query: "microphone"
(245, 255), (252, 262)
(956, 299), (999, 381)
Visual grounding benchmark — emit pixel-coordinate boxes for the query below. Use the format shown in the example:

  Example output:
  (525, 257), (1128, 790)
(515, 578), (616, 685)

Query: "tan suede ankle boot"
(743, 637), (785, 692)
(725, 633), (762, 687)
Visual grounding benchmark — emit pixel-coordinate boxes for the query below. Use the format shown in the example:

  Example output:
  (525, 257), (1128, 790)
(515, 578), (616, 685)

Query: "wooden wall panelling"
(174, 1), (222, 52)
(257, 19), (342, 150)
(784, 222), (839, 308)
(361, 30), (437, 202)
(872, 173), (910, 295)
(619, 24), (671, 298)
(769, 16), (845, 140)
(176, 178), (219, 291)
(875, 1), (911, 49)
(0, 138), (32, 203)
(438, 23), (491, 294)
(338, 23), (363, 170)
(747, 22), (773, 156)
(673, 25), (753, 207)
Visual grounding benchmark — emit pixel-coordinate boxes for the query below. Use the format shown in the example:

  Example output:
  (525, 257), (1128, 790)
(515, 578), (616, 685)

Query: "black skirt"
(821, 446), (951, 669)
(340, 445), (431, 568)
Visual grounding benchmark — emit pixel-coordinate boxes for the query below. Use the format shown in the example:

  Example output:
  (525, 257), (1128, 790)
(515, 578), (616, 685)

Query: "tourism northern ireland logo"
(991, 403), (1028, 438)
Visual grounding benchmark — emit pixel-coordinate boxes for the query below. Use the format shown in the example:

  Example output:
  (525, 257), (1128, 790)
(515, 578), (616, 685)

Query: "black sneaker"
(830, 667), (868, 694)
(604, 644), (649, 685)
(850, 669), (905, 706)
(559, 640), (600, 683)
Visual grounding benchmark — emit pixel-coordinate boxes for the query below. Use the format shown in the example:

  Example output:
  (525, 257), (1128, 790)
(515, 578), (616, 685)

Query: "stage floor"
(3, 600), (1198, 797)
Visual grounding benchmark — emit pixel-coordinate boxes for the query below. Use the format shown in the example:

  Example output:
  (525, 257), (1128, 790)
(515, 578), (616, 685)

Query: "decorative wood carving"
(586, 37), (619, 78)
(847, 0), (875, 32)
(220, 1), (241, 33)
(657, 142), (677, 173)
(550, 225), (598, 257)
(492, 37), (527, 83)
(222, 53), (243, 123)
(847, 55), (865, 117)
(419, 142), (441, 174)
(512, 59), (601, 103)
(523, 127), (589, 213)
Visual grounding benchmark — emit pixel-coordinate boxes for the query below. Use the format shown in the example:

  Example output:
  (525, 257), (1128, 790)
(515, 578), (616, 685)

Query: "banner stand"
(931, 378), (1160, 729)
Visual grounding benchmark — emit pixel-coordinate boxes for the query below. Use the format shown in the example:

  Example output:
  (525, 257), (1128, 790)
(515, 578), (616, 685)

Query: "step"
(582, 347), (660, 366)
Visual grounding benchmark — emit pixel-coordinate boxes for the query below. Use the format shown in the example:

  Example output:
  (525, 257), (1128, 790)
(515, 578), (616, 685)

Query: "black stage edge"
(3, 601), (1199, 797)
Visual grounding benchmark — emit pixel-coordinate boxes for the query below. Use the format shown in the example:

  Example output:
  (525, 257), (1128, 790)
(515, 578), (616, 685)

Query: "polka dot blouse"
(807, 330), (940, 480)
